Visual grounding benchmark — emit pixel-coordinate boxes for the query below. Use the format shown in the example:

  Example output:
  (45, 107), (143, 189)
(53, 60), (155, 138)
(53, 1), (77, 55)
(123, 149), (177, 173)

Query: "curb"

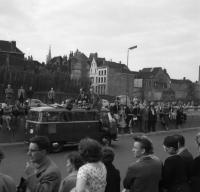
(0, 127), (200, 147)
(118, 126), (200, 137)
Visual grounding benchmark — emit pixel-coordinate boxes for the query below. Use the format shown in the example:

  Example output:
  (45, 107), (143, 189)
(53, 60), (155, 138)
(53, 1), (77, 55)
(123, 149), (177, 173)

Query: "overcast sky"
(1, 0), (200, 81)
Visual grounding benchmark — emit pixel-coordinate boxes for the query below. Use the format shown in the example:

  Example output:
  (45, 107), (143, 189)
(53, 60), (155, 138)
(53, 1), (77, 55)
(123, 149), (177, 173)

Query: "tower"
(46, 45), (52, 64)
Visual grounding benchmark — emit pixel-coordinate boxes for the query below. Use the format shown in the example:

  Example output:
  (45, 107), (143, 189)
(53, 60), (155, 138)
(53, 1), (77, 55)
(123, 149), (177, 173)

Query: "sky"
(1, 0), (200, 82)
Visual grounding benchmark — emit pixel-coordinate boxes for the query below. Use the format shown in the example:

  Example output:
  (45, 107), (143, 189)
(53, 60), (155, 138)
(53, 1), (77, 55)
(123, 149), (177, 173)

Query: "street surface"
(0, 128), (200, 188)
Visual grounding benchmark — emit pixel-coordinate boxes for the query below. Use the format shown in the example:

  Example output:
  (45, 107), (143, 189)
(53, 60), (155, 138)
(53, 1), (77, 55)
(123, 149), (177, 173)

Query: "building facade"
(89, 55), (136, 97)
(0, 40), (24, 68)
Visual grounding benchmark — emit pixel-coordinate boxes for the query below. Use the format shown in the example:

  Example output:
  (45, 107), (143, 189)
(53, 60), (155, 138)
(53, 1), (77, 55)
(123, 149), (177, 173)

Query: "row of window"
(99, 69), (107, 76)
(143, 81), (168, 88)
(96, 77), (106, 84)
(95, 85), (106, 95)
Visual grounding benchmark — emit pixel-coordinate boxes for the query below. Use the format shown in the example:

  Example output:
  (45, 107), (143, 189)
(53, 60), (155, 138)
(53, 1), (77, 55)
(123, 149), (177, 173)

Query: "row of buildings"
(0, 40), (200, 102)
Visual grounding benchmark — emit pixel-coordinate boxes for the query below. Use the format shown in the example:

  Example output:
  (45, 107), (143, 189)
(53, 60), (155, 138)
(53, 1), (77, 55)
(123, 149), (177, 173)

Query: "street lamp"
(126, 45), (137, 105)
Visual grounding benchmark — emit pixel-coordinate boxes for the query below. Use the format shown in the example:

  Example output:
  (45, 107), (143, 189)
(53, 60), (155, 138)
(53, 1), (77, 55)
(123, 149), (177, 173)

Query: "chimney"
(10, 41), (16, 51)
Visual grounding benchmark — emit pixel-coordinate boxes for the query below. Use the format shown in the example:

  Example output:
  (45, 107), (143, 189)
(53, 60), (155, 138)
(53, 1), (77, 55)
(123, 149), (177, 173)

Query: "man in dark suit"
(174, 134), (193, 182)
(25, 136), (61, 192)
(123, 136), (162, 192)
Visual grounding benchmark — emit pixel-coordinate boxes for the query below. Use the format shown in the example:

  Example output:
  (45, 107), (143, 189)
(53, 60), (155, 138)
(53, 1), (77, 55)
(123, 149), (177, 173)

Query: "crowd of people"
(108, 98), (187, 133)
(0, 134), (200, 192)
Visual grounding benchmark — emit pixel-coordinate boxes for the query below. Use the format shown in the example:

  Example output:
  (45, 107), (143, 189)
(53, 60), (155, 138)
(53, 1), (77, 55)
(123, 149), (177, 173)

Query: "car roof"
(30, 106), (98, 113)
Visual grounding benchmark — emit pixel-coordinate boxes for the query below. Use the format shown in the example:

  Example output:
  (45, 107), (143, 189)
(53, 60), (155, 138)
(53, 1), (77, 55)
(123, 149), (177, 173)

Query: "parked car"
(26, 99), (47, 108)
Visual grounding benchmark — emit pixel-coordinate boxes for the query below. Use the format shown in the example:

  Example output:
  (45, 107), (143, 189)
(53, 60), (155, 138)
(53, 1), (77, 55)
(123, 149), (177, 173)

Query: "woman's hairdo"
(78, 138), (102, 163)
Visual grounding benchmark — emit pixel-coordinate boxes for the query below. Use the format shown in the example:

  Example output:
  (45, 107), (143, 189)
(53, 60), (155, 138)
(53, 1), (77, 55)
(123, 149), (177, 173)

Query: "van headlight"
(30, 129), (34, 134)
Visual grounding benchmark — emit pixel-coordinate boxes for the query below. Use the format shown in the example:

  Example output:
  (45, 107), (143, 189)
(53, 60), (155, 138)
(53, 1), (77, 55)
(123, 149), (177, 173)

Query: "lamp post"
(126, 45), (137, 106)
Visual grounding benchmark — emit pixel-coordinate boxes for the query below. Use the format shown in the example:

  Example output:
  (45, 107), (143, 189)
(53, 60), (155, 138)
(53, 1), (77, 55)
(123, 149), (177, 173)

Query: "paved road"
(1, 128), (200, 187)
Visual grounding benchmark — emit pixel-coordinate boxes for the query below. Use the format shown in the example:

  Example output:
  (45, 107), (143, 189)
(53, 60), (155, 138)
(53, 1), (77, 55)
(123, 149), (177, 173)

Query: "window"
(104, 77), (106, 83)
(104, 70), (106, 75)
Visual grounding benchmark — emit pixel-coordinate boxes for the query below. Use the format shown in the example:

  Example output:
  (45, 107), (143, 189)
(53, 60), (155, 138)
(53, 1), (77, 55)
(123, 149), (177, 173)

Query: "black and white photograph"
(0, 0), (200, 191)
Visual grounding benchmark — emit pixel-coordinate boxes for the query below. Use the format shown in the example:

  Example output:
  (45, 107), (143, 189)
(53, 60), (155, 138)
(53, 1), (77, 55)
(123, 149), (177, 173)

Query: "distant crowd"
(0, 84), (188, 133)
(1, 133), (200, 192)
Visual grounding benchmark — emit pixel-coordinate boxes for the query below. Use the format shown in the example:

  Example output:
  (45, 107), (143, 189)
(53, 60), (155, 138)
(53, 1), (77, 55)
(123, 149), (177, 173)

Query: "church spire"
(46, 45), (52, 64)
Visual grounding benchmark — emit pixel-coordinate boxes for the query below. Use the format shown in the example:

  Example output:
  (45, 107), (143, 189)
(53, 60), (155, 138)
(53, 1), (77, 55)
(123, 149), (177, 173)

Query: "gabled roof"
(0, 40), (24, 55)
(136, 67), (169, 79)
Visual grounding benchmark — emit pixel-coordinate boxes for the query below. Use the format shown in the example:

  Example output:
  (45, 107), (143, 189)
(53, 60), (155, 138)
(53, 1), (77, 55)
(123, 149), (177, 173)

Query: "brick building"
(134, 67), (174, 101)
(170, 78), (193, 101)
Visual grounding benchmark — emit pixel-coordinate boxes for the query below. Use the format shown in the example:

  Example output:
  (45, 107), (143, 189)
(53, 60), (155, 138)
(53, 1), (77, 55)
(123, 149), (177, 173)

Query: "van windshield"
(27, 111), (39, 121)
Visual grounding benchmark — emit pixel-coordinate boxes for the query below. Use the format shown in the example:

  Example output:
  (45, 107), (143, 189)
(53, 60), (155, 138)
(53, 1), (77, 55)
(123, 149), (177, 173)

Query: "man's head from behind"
(28, 136), (50, 164)
(173, 134), (185, 148)
(163, 135), (178, 155)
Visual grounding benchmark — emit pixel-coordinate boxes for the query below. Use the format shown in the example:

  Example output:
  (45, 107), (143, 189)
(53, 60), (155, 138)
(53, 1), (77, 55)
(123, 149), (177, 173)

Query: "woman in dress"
(75, 138), (107, 192)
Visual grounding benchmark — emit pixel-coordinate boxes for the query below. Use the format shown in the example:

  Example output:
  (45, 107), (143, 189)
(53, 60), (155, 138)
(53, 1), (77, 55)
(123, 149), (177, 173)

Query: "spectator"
(5, 84), (14, 105)
(191, 132), (200, 192)
(123, 135), (162, 192)
(102, 147), (120, 192)
(88, 87), (101, 110)
(174, 134), (193, 182)
(24, 136), (61, 192)
(0, 148), (16, 192)
(59, 152), (84, 192)
(141, 103), (149, 133)
(26, 86), (34, 105)
(18, 85), (26, 106)
(162, 135), (191, 192)
(2, 103), (12, 131)
(75, 138), (107, 192)
(148, 103), (157, 132)
(48, 88), (55, 104)
(77, 88), (89, 104)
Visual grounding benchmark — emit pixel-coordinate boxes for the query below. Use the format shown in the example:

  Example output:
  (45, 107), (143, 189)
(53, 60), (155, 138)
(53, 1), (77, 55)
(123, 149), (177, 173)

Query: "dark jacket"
(191, 155), (200, 192)
(162, 155), (191, 192)
(104, 162), (120, 192)
(123, 155), (162, 192)
(178, 148), (193, 181)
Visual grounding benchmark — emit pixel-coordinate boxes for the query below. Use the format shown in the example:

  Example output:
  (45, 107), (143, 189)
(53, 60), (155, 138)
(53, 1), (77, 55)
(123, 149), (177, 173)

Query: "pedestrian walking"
(24, 136), (61, 192)
(102, 147), (120, 192)
(123, 135), (162, 192)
